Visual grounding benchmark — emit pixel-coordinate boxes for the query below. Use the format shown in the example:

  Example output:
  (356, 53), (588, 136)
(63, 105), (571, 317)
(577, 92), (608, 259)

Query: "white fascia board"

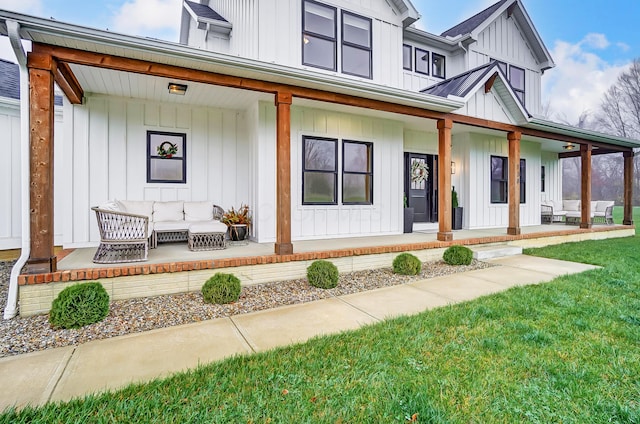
(0, 10), (463, 113)
(404, 27), (470, 52)
(527, 118), (640, 148)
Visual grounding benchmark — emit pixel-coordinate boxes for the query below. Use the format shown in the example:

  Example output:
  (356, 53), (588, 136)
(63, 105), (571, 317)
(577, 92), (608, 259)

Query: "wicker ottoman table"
(188, 222), (228, 251)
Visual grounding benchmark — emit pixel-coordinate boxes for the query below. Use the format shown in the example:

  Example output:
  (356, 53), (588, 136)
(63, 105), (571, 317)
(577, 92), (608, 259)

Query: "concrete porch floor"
(58, 223), (596, 270)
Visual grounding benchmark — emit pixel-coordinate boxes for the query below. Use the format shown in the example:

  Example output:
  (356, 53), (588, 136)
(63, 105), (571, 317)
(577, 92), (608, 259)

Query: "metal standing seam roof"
(184, 0), (228, 22)
(441, 0), (508, 37)
(420, 62), (496, 98)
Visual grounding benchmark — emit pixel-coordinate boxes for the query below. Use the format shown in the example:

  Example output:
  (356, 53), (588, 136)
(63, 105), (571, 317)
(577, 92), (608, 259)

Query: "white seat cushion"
(99, 199), (122, 212)
(189, 221), (228, 233)
(184, 201), (214, 222)
(154, 221), (190, 231)
(552, 200), (564, 212)
(153, 201), (184, 222)
(563, 200), (580, 212)
(595, 201), (614, 212)
(119, 200), (154, 220)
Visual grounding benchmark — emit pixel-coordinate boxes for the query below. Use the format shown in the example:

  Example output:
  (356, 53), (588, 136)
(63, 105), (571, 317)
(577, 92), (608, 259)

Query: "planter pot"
(452, 207), (463, 230)
(228, 224), (248, 241)
(403, 207), (414, 233)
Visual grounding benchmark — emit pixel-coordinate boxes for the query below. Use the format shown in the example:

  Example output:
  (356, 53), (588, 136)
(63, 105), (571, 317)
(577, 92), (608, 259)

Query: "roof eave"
(527, 118), (640, 149)
(0, 10), (464, 113)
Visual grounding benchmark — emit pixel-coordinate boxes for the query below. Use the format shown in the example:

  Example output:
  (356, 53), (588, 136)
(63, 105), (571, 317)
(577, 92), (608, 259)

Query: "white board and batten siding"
(455, 89), (513, 124)
(541, 151), (562, 202)
(287, 105), (404, 241)
(468, 11), (543, 115)
(460, 133), (542, 229)
(62, 94), (249, 247)
(0, 102), (64, 250)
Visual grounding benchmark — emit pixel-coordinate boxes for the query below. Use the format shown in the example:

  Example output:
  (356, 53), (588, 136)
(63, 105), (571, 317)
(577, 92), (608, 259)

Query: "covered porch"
(1, 11), (637, 318)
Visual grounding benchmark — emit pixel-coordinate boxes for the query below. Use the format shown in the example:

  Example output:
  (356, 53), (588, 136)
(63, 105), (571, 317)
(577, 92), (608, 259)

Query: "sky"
(0, 0), (638, 124)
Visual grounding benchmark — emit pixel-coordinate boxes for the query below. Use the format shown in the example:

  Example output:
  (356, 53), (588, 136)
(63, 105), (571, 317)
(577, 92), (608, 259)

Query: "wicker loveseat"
(541, 200), (614, 225)
(92, 200), (226, 263)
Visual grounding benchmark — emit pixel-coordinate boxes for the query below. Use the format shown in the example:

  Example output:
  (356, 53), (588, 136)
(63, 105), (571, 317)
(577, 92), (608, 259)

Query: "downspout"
(4, 20), (29, 320)
(457, 41), (468, 71)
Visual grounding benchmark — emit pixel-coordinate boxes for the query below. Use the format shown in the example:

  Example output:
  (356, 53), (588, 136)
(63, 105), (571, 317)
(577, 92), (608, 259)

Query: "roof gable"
(441, 0), (554, 70)
(421, 61), (530, 124)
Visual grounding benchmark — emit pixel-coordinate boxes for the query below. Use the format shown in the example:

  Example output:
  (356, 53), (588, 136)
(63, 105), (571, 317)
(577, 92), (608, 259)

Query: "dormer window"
(302, 1), (337, 71)
(302, 1), (372, 79)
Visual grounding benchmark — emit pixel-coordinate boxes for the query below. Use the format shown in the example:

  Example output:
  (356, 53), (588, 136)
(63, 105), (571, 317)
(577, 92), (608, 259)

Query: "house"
(0, 0), (637, 317)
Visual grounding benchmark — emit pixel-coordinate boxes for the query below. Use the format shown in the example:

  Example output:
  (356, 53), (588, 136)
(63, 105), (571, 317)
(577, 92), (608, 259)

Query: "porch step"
(470, 244), (522, 260)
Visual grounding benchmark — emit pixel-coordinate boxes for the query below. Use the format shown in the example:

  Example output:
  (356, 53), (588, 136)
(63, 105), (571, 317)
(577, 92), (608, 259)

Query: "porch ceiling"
(70, 64), (272, 109)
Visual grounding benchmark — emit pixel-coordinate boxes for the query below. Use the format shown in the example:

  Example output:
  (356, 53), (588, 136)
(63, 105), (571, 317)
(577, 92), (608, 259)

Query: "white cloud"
(111, 0), (181, 40)
(542, 33), (630, 124)
(0, 0), (42, 15)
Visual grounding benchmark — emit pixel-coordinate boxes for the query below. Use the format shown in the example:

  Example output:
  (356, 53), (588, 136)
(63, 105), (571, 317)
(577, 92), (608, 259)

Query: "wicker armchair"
(92, 207), (151, 264)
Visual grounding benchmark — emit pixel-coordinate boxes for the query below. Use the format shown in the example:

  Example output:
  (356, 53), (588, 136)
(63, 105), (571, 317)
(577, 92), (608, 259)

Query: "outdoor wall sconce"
(451, 161), (456, 174)
(168, 83), (188, 95)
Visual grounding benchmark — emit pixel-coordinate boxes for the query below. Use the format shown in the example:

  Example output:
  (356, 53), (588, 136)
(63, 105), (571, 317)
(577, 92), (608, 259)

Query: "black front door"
(405, 153), (438, 223)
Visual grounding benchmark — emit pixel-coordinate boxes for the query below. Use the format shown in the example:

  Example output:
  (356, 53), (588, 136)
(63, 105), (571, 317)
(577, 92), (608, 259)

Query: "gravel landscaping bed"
(0, 259), (495, 358)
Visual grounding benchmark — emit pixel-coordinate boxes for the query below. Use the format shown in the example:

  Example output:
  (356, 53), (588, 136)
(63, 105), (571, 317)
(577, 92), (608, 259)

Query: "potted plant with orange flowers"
(221, 204), (252, 241)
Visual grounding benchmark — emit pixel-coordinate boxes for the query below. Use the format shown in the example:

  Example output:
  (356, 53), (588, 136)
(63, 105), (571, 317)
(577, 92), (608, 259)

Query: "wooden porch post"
(580, 144), (592, 229)
(26, 52), (57, 273)
(274, 92), (293, 255)
(623, 150), (635, 226)
(507, 131), (521, 235)
(437, 119), (453, 241)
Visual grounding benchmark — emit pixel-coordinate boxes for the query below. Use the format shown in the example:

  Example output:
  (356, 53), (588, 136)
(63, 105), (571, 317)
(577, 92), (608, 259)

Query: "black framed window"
(432, 53), (445, 78)
(415, 48), (429, 75)
(341, 11), (372, 79)
(302, 0), (337, 71)
(520, 159), (526, 204)
(541, 165), (546, 192)
(342, 141), (373, 204)
(147, 131), (186, 183)
(491, 58), (507, 76)
(490, 155), (508, 204)
(402, 44), (412, 70)
(509, 65), (525, 105)
(302, 136), (338, 204)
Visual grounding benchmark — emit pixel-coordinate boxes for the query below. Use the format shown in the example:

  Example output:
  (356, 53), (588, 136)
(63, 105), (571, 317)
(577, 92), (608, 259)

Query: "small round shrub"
(202, 273), (242, 304)
(49, 282), (109, 329)
(443, 245), (473, 265)
(392, 253), (422, 275)
(307, 260), (339, 289)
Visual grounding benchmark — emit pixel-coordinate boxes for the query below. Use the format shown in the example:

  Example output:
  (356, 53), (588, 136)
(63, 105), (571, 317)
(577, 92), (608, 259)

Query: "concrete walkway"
(0, 255), (598, 411)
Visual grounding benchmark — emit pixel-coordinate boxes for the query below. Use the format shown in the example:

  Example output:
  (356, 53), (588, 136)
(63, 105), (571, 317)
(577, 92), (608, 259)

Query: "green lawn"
(2, 210), (639, 423)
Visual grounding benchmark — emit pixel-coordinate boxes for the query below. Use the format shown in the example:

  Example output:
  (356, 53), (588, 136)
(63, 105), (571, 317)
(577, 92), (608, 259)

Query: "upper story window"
(432, 53), (445, 78)
(509, 65), (525, 105)
(402, 44), (412, 70)
(341, 11), (372, 79)
(302, 1), (337, 71)
(302, 1), (372, 79)
(415, 48), (429, 75)
(490, 59), (526, 106)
